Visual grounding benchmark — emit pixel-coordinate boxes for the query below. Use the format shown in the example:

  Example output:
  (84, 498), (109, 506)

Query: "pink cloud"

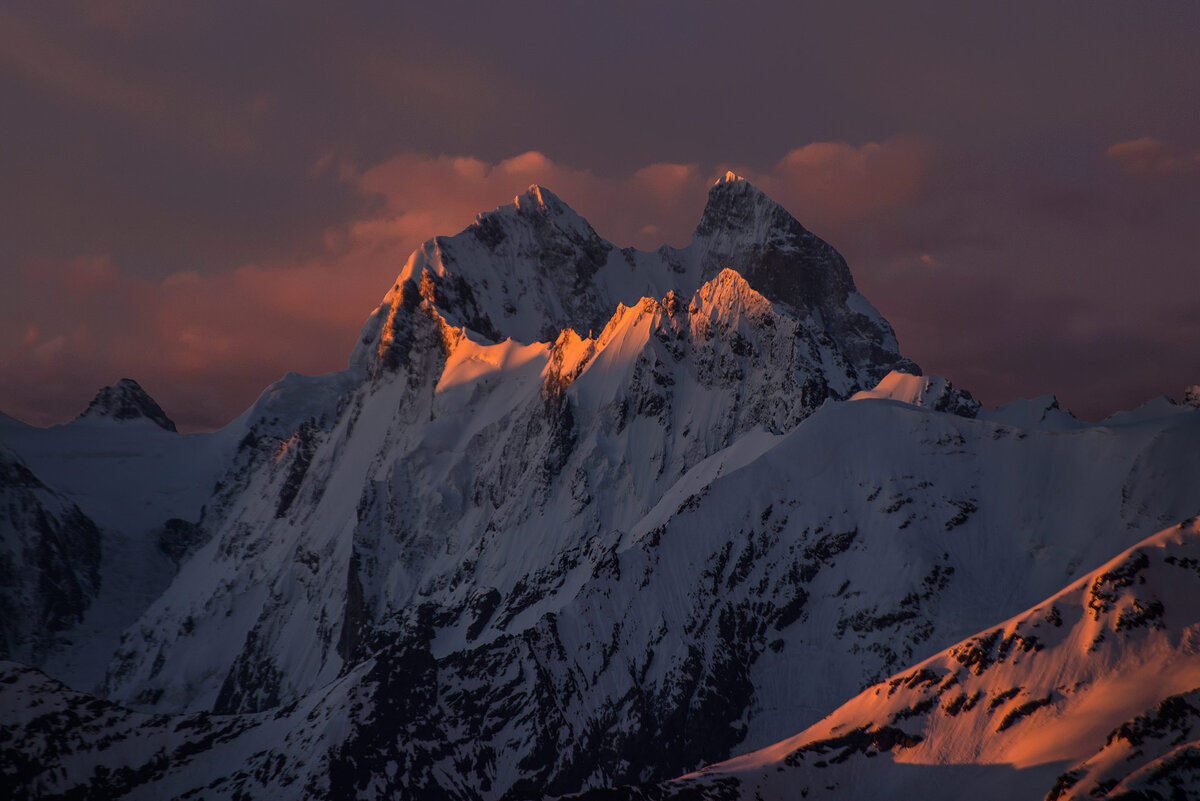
(356, 150), (707, 250)
(5, 141), (1194, 430)
(731, 138), (932, 238)
(354, 142), (928, 255)
(0, 254), (358, 430)
(1106, 137), (1199, 177)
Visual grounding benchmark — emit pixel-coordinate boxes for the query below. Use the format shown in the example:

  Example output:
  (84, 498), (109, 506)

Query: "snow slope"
(617, 518), (1200, 801)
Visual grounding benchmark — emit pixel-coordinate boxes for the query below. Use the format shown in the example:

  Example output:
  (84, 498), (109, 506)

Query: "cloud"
(1106, 137), (1199, 177)
(356, 140), (929, 253)
(0, 8), (256, 155)
(0, 254), (370, 430)
(752, 139), (931, 230)
(356, 150), (705, 250)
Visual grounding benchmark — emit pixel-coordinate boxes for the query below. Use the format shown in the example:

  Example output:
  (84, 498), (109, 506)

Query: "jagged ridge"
(584, 518), (1200, 800)
(352, 176), (914, 387)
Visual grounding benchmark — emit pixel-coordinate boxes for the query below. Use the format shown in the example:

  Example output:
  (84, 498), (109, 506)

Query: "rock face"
(76, 378), (177, 432)
(692, 174), (916, 378)
(2, 177), (1200, 801)
(0, 448), (102, 665)
(352, 176), (912, 391)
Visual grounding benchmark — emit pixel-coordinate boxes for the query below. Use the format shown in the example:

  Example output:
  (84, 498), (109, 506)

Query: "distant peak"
(515, 184), (566, 214)
(689, 268), (773, 320)
(471, 183), (601, 243)
(470, 184), (594, 237)
(77, 378), (177, 432)
(708, 171), (765, 195)
(694, 171), (790, 241)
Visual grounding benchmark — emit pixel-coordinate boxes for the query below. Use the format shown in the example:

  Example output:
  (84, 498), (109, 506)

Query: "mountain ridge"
(353, 175), (914, 386)
(594, 517), (1200, 801)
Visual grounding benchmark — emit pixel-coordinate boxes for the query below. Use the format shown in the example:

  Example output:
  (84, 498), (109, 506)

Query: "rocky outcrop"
(76, 378), (177, 432)
(0, 448), (102, 665)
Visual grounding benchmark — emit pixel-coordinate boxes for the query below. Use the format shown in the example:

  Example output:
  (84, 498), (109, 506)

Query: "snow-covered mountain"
(90, 175), (916, 719)
(75, 378), (178, 432)
(1, 176), (1198, 801)
(606, 517), (1200, 800)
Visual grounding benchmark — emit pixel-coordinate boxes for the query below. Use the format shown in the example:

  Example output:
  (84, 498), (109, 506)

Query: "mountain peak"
(355, 176), (910, 386)
(516, 184), (562, 212)
(510, 184), (592, 233)
(688, 176), (912, 377)
(465, 182), (599, 244)
(76, 378), (177, 432)
(693, 173), (793, 245)
(850, 370), (981, 419)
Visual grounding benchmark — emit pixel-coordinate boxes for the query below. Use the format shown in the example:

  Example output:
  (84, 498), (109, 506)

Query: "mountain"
(1, 176), (1198, 800)
(0, 447), (102, 666)
(0, 383), (242, 693)
(599, 518), (1200, 801)
(356, 176), (912, 376)
(95, 176), (917, 719)
(76, 378), (178, 432)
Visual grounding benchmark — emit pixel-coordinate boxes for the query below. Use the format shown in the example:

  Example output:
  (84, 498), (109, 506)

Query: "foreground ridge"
(559, 518), (1200, 800)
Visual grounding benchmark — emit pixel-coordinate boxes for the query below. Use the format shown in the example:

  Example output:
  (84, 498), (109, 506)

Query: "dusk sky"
(2, 2), (1198, 431)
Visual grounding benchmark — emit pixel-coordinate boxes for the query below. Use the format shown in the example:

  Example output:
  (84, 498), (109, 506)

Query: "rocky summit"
(2, 177), (1199, 801)
(76, 378), (178, 432)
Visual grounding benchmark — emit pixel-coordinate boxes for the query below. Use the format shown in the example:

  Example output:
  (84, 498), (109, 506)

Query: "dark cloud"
(1, 2), (1198, 429)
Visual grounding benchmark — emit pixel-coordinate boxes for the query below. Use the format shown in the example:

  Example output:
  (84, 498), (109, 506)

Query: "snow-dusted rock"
(978, 394), (1085, 431)
(599, 518), (1200, 801)
(352, 176), (912, 390)
(75, 378), (177, 432)
(850, 370), (981, 417)
(0, 448), (102, 666)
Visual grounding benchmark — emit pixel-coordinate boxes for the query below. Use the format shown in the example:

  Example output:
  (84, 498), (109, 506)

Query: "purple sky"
(2, 2), (1198, 431)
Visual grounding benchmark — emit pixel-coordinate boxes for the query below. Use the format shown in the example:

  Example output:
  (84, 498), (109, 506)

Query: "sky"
(2, 1), (1198, 431)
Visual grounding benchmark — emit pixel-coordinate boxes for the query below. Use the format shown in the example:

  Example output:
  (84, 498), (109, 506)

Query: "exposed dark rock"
(276, 423), (318, 519)
(1088, 551), (1151, 620)
(1106, 691), (1200, 749)
(157, 518), (206, 565)
(996, 693), (1055, 731)
(0, 450), (102, 664)
(76, 378), (177, 432)
(783, 724), (923, 768)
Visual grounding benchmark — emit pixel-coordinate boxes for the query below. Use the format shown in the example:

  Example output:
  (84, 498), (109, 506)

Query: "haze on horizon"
(1, 1), (1198, 431)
